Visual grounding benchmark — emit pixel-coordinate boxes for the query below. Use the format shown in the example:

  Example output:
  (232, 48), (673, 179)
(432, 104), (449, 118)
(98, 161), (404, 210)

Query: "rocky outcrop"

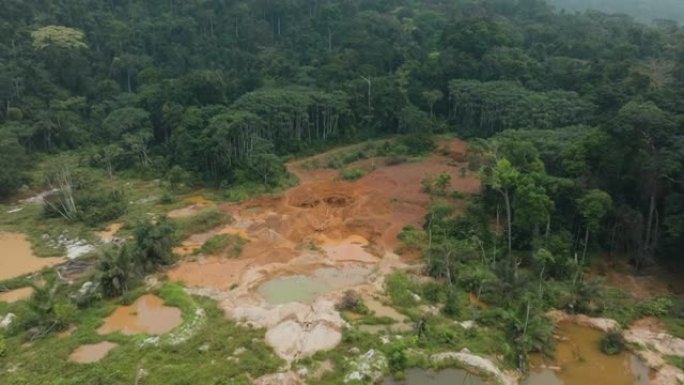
(546, 309), (620, 332)
(431, 350), (518, 385)
(343, 349), (388, 384)
(229, 298), (346, 362)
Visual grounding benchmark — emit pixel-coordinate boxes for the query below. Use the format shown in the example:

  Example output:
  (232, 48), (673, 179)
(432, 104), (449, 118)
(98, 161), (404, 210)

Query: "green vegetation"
(198, 234), (246, 258)
(172, 209), (230, 241)
(1, 283), (283, 385)
(339, 168), (366, 181)
(599, 331), (626, 356)
(1, 0), (684, 383)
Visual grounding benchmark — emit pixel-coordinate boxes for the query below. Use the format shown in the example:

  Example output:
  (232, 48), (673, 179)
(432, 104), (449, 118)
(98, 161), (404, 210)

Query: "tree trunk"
(582, 226), (589, 264)
(503, 190), (512, 259)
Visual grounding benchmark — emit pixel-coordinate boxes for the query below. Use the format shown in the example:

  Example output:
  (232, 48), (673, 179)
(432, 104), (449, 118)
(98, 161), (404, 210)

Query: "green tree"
(577, 189), (612, 261)
(483, 159), (521, 260)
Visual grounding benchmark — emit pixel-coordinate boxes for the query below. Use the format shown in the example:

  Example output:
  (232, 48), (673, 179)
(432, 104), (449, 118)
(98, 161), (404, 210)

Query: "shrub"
(639, 296), (673, 317)
(339, 168), (366, 181)
(599, 331), (625, 355)
(0, 334), (5, 357)
(422, 281), (443, 303)
(386, 273), (419, 308)
(199, 234), (246, 257)
(336, 290), (367, 314)
(399, 134), (436, 156)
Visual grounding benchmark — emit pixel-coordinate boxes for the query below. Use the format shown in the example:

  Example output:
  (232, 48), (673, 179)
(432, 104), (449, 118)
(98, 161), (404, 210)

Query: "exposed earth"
(167, 139), (480, 362)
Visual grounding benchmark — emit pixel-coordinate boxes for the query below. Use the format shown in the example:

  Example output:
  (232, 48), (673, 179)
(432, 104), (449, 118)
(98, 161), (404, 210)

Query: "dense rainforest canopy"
(1, 0), (683, 263)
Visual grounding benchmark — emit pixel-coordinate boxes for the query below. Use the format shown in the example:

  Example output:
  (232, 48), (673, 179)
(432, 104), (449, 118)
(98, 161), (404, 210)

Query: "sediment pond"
(0, 232), (63, 281)
(97, 294), (182, 335)
(526, 323), (651, 385)
(68, 342), (118, 363)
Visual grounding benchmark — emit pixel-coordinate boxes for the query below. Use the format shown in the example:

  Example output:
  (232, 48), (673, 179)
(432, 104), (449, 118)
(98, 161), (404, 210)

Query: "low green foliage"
(666, 355), (684, 371)
(335, 290), (368, 314)
(386, 272), (420, 309)
(0, 333), (6, 357)
(339, 168), (366, 181)
(1, 287), (283, 385)
(198, 234), (246, 257)
(599, 331), (625, 355)
(172, 208), (230, 240)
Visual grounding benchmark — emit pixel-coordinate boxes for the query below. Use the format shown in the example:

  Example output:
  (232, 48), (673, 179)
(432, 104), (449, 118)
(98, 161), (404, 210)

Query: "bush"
(336, 290), (367, 313)
(174, 208), (230, 240)
(386, 273), (419, 308)
(399, 134), (436, 156)
(199, 234), (246, 257)
(339, 168), (366, 181)
(599, 331), (625, 355)
(0, 334), (5, 357)
(639, 296), (673, 317)
(422, 281), (443, 303)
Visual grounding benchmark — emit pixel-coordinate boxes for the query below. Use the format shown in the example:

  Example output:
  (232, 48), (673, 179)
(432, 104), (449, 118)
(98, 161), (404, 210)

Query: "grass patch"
(197, 234), (247, 257)
(172, 208), (231, 241)
(1, 284), (283, 385)
(339, 168), (366, 181)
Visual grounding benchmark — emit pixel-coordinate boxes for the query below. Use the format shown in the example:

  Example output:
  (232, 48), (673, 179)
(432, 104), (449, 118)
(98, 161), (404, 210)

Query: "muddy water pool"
(383, 368), (485, 385)
(0, 287), (33, 302)
(256, 265), (372, 305)
(68, 342), (118, 363)
(525, 323), (651, 385)
(97, 294), (182, 335)
(0, 232), (64, 281)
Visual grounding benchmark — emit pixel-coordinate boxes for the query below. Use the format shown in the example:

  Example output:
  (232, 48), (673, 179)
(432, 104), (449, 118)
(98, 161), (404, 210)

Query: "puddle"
(383, 368), (485, 385)
(257, 265), (372, 305)
(68, 342), (118, 363)
(312, 265), (371, 288)
(0, 287), (33, 303)
(96, 223), (122, 242)
(97, 294), (182, 335)
(320, 236), (378, 263)
(526, 323), (651, 385)
(257, 275), (330, 305)
(0, 232), (64, 281)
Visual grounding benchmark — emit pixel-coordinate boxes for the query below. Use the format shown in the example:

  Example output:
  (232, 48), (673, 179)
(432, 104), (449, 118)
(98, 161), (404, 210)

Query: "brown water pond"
(0, 232), (64, 281)
(525, 323), (651, 385)
(0, 287), (33, 303)
(68, 342), (118, 363)
(97, 294), (182, 335)
(383, 368), (485, 385)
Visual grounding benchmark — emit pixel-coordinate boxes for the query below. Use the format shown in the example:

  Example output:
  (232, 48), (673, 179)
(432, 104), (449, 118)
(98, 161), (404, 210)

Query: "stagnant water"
(525, 323), (651, 385)
(0, 287), (33, 303)
(0, 232), (64, 281)
(257, 265), (372, 304)
(97, 294), (182, 335)
(257, 275), (329, 304)
(68, 342), (118, 363)
(383, 368), (485, 385)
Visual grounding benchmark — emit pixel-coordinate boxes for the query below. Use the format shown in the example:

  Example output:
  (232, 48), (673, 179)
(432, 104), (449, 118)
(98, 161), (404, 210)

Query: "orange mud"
(96, 223), (122, 242)
(167, 138), (478, 292)
(0, 232), (64, 281)
(0, 287), (33, 303)
(97, 294), (182, 335)
(68, 342), (118, 363)
(167, 195), (215, 219)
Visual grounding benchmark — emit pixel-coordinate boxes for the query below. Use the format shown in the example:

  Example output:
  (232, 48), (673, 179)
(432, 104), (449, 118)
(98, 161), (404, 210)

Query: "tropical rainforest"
(0, 0), (683, 384)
